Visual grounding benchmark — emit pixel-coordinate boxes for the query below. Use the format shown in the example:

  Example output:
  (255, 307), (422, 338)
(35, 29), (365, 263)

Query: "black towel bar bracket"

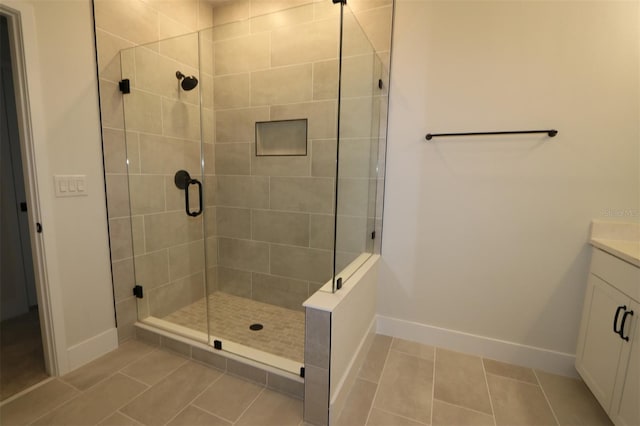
(425, 129), (558, 141)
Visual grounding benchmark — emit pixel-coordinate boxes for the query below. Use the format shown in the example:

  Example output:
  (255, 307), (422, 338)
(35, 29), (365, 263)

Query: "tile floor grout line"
(483, 370), (542, 387)
(191, 399), (238, 425)
(430, 347), (437, 426)
(160, 369), (228, 426)
(114, 409), (145, 425)
(232, 386), (267, 425)
(374, 406), (430, 425)
(0, 377), (55, 407)
(480, 354), (498, 426)
(14, 380), (85, 426)
(432, 397), (502, 417)
(92, 380), (150, 426)
(362, 338), (394, 426)
(533, 369), (561, 426)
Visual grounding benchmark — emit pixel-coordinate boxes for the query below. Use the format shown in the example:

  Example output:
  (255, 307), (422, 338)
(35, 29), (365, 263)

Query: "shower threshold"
(138, 292), (305, 375)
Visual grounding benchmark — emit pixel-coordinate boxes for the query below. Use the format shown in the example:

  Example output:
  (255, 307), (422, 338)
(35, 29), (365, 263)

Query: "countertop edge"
(590, 238), (640, 268)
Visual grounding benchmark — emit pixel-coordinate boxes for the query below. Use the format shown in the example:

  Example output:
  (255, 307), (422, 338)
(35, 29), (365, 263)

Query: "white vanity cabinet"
(576, 247), (640, 426)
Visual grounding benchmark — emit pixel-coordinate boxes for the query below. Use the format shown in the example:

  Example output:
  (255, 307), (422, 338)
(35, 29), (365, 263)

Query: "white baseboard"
(377, 315), (577, 377)
(66, 327), (118, 372)
(329, 316), (377, 425)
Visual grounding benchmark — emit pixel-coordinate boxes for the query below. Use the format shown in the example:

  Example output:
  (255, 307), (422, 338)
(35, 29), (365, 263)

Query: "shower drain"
(249, 323), (263, 331)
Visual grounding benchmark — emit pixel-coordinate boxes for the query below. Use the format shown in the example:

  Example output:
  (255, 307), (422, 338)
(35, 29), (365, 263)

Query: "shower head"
(176, 71), (198, 91)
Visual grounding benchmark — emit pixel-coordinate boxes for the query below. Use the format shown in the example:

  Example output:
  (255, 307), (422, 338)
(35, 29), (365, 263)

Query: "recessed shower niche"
(255, 119), (308, 156)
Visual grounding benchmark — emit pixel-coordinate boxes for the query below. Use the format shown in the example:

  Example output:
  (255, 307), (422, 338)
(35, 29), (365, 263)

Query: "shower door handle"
(186, 179), (203, 217)
(175, 170), (203, 217)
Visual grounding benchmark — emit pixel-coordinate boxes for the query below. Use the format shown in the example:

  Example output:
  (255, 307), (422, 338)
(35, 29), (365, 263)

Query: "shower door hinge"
(332, 0), (346, 4)
(213, 340), (222, 350)
(378, 79), (383, 90)
(133, 285), (143, 298)
(371, 231), (376, 240)
(119, 79), (130, 94)
(336, 277), (343, 290)
(300, 367), (305, 378)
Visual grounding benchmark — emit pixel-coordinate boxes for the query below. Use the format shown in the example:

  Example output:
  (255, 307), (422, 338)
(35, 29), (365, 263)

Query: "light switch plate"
(54, 175), (88, 197)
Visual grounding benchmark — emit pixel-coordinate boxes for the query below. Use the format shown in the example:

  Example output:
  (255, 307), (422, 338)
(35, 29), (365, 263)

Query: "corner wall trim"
(66, 327), (118, 372)
(376, 315), (577, 377)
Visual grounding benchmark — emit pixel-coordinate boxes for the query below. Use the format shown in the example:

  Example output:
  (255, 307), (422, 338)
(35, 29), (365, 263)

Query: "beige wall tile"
(271, 101), (336, 139)
(215, 107), (269, 142)
(214, 176), (269, 208)
(124, 89), (163, 134)
(271, 244), (332, 283)
(201, 74), (215, 110)
(169, 240), (205, 281)
(270, 177), (334, 213)
(487, 374), (557, 426)
(341, 53), (376, 98)
(131, 215), (146, 257)
(112, 258), (135, 302)
(341, 12), (375, 57)
(434, 349), (492, 415)
(354, 5), (393, 53)
(162, 97), (201, 140)
(214, 33), (269, 75)
(96, 29), (134, 83)
(251, 153), (310, 177)
(347, 0), (392, 13)
(215, 143), (251, 175)
(217, 238), (269, 272)
(212, 0), (250, 26)
(0, 380), (79, 426)
(250, 3), (313, 33)
(335, 214), (367, 253)
(217, 266), (252, 297)
(311, 139), (337, 177)
(116, 297), (137, 341)
(148, 272), (206, 317)
(358, 334), (392, 383)
(144, 211), (203, 251)
(252, 210), (310, 246)
(340, 97), (374, 139)
(313, 59), (338, 100)
(206, 19), (251, 41)
(271, 19), (339, 67)
(198, 0), (214, 30)
(129, 175), (166, 215)
(335, 379), (377, 426)
(121, 362), (222, 425)
(109, 217), (134, 261)
(338, 138), (374, 178)
(135, 250), (170, 289)
(266, 373), (304, 400)
(217, 207), (251, 239)
(34, 374), (148, 426)
(214, 74), (251, 108)
(251, 64), (313, 106)
(125, 131), (141, 173)
(206, 235), (218, 266)
(103, 129), (127, 173)
(100, 80), (125, 129)
(373, 351), (434, 424)
(94, 0), (159, 46)
(202, 108), (215, 143)
(337, 177), (369, 216)
(227, 359), (267, 385)
(309, 214), (334, 250)
(432, 400), (495, 426)
(154, 1), (198, 36)
(251, 273), (308, 311)
(303, 364), (329, 426)
(106, 174), (131, 218)
(139, 134), (200, 174)
(193, 374), (263, 422)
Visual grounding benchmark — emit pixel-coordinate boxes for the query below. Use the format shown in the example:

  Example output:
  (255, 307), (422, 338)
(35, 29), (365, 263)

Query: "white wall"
(3, 0), (116, 372)
(381, 0), (639, 362)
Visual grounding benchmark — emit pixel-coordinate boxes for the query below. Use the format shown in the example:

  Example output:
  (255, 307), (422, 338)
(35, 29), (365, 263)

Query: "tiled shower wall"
(94, 0), (393, 342)
(95, 0), (215, 341)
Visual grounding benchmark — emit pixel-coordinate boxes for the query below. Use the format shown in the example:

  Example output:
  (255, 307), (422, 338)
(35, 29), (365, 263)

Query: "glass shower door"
(120, 33), (210, 340)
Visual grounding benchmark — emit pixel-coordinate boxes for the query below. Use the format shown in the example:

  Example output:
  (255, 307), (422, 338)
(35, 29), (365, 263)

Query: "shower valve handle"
(174, 170), (203, 217)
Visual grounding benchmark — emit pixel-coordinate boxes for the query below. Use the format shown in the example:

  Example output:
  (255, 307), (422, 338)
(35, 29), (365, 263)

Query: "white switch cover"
(54, 175), (88, 197)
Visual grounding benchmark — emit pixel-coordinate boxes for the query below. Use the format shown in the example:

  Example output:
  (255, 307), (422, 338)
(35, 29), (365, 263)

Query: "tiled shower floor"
(162, 292), (305, 363)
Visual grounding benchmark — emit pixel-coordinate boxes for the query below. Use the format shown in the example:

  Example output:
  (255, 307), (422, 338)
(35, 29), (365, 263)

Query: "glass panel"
(200, 1), (337, 369)
(121, 32), (209, 342)
(333, 5), (383, 291)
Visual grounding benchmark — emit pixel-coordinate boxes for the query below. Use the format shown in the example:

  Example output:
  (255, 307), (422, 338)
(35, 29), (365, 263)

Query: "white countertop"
(590, 220), (640, 268)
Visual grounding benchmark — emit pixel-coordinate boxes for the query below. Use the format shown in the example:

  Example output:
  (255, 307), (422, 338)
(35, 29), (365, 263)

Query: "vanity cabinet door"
(575, 274), (630, 412)
(611, 300), (638, 426)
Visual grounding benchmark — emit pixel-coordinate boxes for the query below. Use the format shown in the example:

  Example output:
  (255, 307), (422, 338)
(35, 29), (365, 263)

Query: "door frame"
(0, 1), (66, 376)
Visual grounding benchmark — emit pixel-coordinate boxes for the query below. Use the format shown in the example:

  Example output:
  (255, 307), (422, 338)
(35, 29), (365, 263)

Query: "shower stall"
(119, 0), (390, 374)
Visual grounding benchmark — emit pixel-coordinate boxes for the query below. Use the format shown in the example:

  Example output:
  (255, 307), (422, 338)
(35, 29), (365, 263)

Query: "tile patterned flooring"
(162, 292), (305, 363)
(0, 334), (612, 426)
(337, 335), (613, 426)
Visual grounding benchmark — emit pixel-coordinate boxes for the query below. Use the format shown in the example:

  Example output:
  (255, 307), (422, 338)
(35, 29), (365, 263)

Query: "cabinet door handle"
(614, 305), (626, 335)
(619, 310), (634, 342)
